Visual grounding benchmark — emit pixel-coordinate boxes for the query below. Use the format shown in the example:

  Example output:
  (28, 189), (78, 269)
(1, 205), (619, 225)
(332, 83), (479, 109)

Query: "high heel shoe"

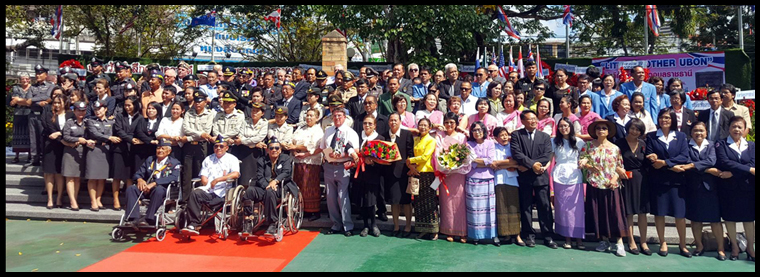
(679, 248), (692, 258)
(391, 230), (400, 237)
(717, 253), (727, 261)
(693, 249), (705, 257)
(729, 254), (739, 261)
(748, 255), (755, 262)
(493, 237), (500, 247)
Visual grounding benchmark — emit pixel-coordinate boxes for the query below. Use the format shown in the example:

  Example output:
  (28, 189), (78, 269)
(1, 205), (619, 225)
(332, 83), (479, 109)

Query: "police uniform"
(84, 100), (115, 180)
(85, 58), (112, 102)
(268, 107), (295, 153)
(8, 82), (31, 154)
(234, 69), (255, 113)
(62, 102), (89, 178)
(27, 65), (55, 164)
(184, 135), (241, 231)
(212, 91), (246, 157)
(110, 61), (136, 115)
(309, 70), (335, 107)
(337, 72), (358, 104)
(181, 91), (217, 202)
(321, 95), (355, 132)
(125, 139), (181, 225)
(235, 102), (269, 187)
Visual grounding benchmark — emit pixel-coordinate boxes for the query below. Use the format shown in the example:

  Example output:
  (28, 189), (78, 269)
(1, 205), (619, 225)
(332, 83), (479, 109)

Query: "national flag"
(475, 47), (481, 76)
(491, 46), (497, 65)
(190, 11), (216, 27)
(527, 44), (534, 61)
(498, 45), (507, 77)
(50, 5), (63, 40)
(517, 46), (525, 78)
(264, 9), (281, 29)
(562, 5), (574, 27)
(508, 46), (516, 73)
(496, 6), (521, 40)
(536, 45), (544, 79)
(646, 5), (661, 37)
(119, 10), (138, 35)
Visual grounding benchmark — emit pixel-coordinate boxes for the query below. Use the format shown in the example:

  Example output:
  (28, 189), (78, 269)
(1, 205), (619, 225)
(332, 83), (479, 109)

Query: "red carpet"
(80, 229), (319, 272)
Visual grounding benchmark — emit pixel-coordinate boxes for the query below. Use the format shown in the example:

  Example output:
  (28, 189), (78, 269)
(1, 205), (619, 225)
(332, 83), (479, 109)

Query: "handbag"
(727, 232), (748, 253)
(701, 230), (720, 251)
(406, 176), (420, 196)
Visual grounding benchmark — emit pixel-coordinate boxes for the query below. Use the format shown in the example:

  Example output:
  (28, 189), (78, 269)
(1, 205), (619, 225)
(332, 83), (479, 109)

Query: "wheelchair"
(233, 175), (304, 242)
(111, 173), (182, 242)
(175, 177), (242, 241)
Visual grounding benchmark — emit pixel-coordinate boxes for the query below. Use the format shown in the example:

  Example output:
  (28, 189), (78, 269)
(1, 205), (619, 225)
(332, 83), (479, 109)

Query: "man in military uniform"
(125, 138), (181, 227)
(212, 90), (245, 157)
(321, 94), (354, 132)
(268, 106), (295, 155)
(111, 61), (137, 116)
(308, 70), (335, 108)
(24, 65), (55, 165)
(365, 68), (383, 99)
(182, 74), (198, 90)
(261, 73), (282, 107)
(85, 57), (112, 102)
(180, 90), (217, 202)
(177, 61), (192, 80)
(234, 68), (255, 113)
(337, 71), (357, 104)
(517, 60), (540, 99)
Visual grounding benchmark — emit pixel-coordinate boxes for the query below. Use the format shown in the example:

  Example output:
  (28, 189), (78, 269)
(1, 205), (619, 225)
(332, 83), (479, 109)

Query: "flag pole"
(644, 7), (649, 55)
(738, 5), (744, 50)
(211, 23), (216, 63)
(566, 23), (570, 58)
(59, 13), (64, 55)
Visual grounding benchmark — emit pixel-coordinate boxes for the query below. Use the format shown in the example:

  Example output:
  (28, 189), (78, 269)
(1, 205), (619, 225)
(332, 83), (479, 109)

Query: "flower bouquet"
(433, 143), (477, 195)
(354, 140), (402, 178)
(687, 87), (710, 101)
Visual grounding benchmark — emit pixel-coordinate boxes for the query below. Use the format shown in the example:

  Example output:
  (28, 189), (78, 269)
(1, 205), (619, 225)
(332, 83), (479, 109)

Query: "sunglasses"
(460, 88), (472, 91)
(475, 74), (484, 77)
(595, 127), (608, 131)
(488, 70), (498, 73)
(410, 69), (419, 72)
(534, 87), (546, 91)
(269, 146), (281, 151)
(214, 145), (226, 149)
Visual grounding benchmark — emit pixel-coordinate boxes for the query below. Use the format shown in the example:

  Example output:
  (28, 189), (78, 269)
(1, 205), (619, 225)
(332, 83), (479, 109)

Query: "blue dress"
(714, 138), (755, 222)
(684, 140), (721, 223)
(645, 130), (690, 218)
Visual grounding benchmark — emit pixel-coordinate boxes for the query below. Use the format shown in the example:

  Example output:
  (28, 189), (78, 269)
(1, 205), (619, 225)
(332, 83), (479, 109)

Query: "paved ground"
(6, 219), (755, 272)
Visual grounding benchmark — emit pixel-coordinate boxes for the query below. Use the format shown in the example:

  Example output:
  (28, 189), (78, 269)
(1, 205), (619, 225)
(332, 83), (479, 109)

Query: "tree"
(5, 5), (57, 52)
(65, 5), (204, 59)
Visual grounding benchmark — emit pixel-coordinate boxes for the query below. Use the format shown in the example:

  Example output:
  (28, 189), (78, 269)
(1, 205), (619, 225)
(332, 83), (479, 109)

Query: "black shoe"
(641, 248), (652, 256)
(241, 223), (252, 237)
(137, 220), (151, 228)
(402, 231), (412, 238)
(717, 253), (727, 261)
(629, 247), (641, 255)
(545, 238), (558, 249)
(11, 157), (19, 163)
(344, 231), (353, 237)
(526, 238), (536, 248)
(693, 249), (705, 257)
(356, 214), (364, 220)
(325, 229), (339, 235)
(266, 224), (278, 235)
(70, 206), (79, 211)
(360, 228), (369, 237)
(391, 230), (400, 237)
(473, 239), (479, 245)
(308, 214), (321, 222)
(493, 237), (501, 247)
(680, 248), (692, 258)
(90, 207), (100, 212)
(729, 254), (738, 261)
(376, 213), (388, 222)
(748, 255), (755, 262)
(658, 250), (669, 257)
(371, 227), (381, 237)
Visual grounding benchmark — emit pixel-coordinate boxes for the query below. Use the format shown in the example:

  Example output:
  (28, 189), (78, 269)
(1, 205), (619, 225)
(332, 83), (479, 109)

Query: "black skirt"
(718, 188), (755, 222)
(384, 175), (412, 205)
(11, 112), (30, 151)
(620, 168), (649, 215)
(111, 142), (132, 180)
(42, 139), (64, 174)
(684, 174), (721, 223)
(588, 186), (628, 239)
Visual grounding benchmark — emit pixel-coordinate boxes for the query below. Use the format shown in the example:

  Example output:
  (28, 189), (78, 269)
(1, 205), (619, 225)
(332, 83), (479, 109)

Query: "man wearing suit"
(510, 110), (557, 249)
(276, 82), (302, 125)
(437, 63), (462, 101)
(125, 139), (181, 227)
(378, 77), (412, 117)
(664, 89), (698, 137)
(261, 73), (282, 107)
(698, 90), (734, 142)
(240, 137), (297, 236)
(619, 66), (659, 123)
(347, 79), (369, 117)
(353, 95), (388, 138)
(292, 67), (310, 102)
(389, 63), (413, 96)
(159, 85), (177, 118)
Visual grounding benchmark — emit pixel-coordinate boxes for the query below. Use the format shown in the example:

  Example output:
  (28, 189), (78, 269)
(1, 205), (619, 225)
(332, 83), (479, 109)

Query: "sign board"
(593, 52), (726, 92)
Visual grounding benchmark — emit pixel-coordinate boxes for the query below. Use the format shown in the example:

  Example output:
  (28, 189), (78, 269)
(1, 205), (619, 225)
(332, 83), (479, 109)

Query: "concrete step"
(5, 187), (126, 206)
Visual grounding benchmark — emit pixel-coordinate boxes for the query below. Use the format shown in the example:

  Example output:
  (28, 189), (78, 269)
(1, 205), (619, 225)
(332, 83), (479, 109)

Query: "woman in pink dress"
(577, 94), (602, 142)
(415, 93), (444, 137)
(496, 92), (523, 133)
(467, 98), (498, 140)
(536, 98), (556, 137)
(435, 112), (469, 243)
(393, 95), (418, 135)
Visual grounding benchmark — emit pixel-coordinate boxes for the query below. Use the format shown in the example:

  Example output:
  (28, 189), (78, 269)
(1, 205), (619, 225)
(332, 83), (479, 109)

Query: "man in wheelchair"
(181, 134), (240, 235)
(240, 137), (299, 236)
(125, 138), (181, 227)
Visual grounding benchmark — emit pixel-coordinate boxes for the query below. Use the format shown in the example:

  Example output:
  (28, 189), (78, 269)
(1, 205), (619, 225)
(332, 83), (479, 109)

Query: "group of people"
(6, 59), (754, 262)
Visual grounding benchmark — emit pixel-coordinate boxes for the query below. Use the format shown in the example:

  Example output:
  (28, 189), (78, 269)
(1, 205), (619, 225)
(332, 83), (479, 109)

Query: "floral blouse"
(582, 142), (624, 190)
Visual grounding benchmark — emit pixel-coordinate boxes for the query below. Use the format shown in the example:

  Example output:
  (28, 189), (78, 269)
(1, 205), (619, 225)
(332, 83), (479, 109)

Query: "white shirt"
(689, 139), (709, 153)
(319, 123), (361, 163)
(551, 139), (585, 185)
(292, 124), (324, 165)
(361, 131), (379, 146)
(629, 111), (657, 134)
(147, 118), (158, 130)
(613, 112), (631, 128)
(57, 113), (66, 130)
(656, 129), (677, 149)
(128, 113), (135, 126)
(199, 153), (240, 198)
(151, 156), (170, 180)
(727, 136), (749, 159)
(156, 117), (185, 147)
(390, 128), (401, 143)
(493, 142), (519, 187)
(461, 96), (478, 117)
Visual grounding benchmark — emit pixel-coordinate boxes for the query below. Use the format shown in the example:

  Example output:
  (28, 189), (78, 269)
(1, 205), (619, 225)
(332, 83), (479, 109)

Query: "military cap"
(150, 70), (164, 80)
(91, 57), (105, 67)
(307, 87), (321, 97)
(197, 72), (208, 78)
(223, 66), (235, 76)
(328, 94), (344, 106)
(316, 70), (328, 80)
(158, 138), (173, 147)
(274, 106), (288, 115)
(125, 83), (136, 91)
(58, 66), (71, 75)
(268, 137), (280, 145)
(366, 68), (379, 77)
(115, 61), (130, 71)
(250, 102), (264, 110)
(239, 68), (252, 76)
(34, 64), (49, 74)
(213, 134), (226, 145)
(220, 91), (238, 102)
(193, 90), (208, 101)
(182, 74), (199, 82)
(343, 71), (355, 81)
(282, 82), (296, 90)
(64, 73), (79, 81)
(177, 61), (192, 70)
(93, 99), (108, 109)
(74, 101), (87, 111)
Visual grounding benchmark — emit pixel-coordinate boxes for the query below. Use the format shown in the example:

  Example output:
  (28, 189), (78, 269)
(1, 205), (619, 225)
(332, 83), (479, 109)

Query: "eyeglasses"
(460, 88), (472, 91)
(269, 146), (281, 151)
(595, 127), (608, 131)
(363, 101), (375, 105)
(534, 87), (546, 91)
(214, 145), (226, 149)
(410, 69), (419, 72)
(488, 70), (498, 73)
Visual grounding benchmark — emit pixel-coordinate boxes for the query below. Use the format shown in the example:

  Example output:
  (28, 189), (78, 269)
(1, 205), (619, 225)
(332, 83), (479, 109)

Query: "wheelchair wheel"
(274, 226), (284, 242)
(287, 192), (304, 233)
(156, 228), (167, 241)
(220, 224), (229, 240)
(111, 228), (125, 241)
(229, 186), (246, 231)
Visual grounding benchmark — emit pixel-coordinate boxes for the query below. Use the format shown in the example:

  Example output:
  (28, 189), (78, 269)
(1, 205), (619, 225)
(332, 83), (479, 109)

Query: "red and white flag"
(265, 9), (281, 29)
(536, 45), (544, 79)
(50, 5), (63, 40)
(517, 46), (524, 79)
(646, 5), (660, 37)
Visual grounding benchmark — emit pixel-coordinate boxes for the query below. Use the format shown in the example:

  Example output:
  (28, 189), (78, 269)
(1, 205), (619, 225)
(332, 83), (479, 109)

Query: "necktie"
(330, 129), (341, 152)
(711, 111), (719, 141)
(391, 133), (397, 142)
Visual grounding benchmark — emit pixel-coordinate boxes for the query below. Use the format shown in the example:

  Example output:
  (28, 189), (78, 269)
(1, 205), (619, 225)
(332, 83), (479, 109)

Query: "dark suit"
(714, 139), (755, 222)
(382, 129), (414, 205)
(398, 78), (413, 96)
(604, 114), (628, 144)
(233, 82), (255, 113)
(112, 112), (144, 179)
(244, 154), (297, 223)
(276, 97), (303, 125)
(126, 155), (181, 223)
(353, 112), (388, 140)
(262, 86), (282, 107)
(160, 101), (175, 119)
(645, 130), (690, 217)
(355, 134), (386, 209)
(697, 108), (734, 142)
(133, 117), (161, 170)
(665, 107), (698, 137)
(346, 95), (366, 118)
(437, 80), (462, 100)
(41, 107), (74, 174)
(510, 128), (554, 238)
(293, 80), (311, 101)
